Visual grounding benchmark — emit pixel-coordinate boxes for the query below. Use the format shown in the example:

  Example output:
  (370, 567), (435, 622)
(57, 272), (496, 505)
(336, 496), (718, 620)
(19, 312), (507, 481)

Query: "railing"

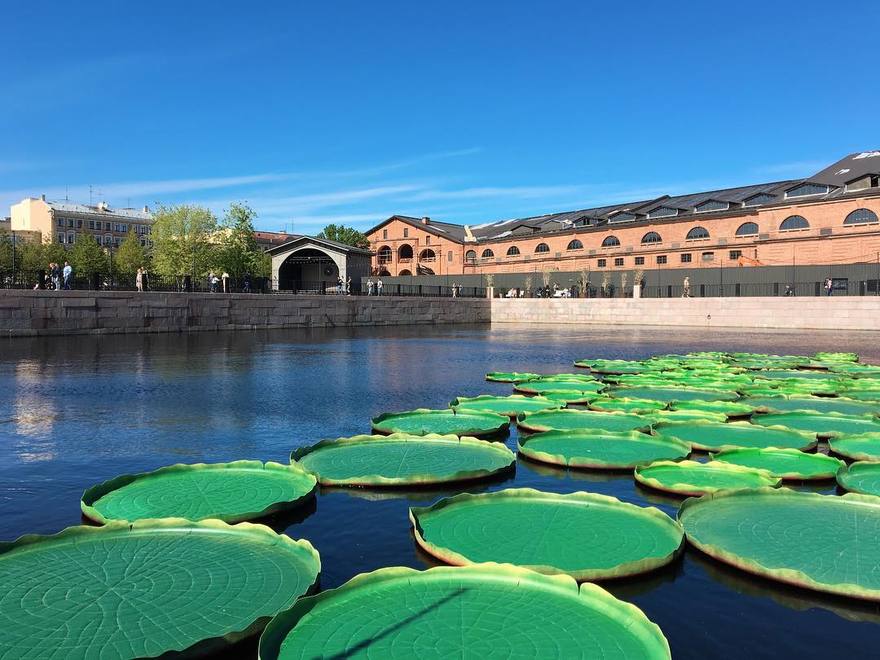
(0, 270), (271, 293)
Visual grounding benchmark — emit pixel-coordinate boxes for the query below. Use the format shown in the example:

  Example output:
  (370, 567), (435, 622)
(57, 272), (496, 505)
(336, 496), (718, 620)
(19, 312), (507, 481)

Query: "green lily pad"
(828, 434), (880, 462)
(81, 460), (317, 525)
(814, 351), (859, 363)
(485, 371), (541, 383)
(840, 390), (880, 402)
(711, 447), (843, 480)
(259, 565), (671, 660)
(670, 400), (756, 417)
(450, 394), (562, 416)
(836, 462), (880, 496)
(409, 489), (683, 580)
(514, 379), (605, 395)
(646, 409), (729, 424)
(517, 409), (651, 434)
(634, 460), (780, 496)
(0, 519), (320, 659)
(679, 488), (880, 600)
(751, 412), (880, 439)
(538, 390), (602, 404)
(652, 421), (816, 452)
(609, 387), (740, 403)
(291, 433), (514, 487)
(752, 369), (841, 381)
(740, 396), (880, 416)
(371, 409), (509, 437)
(589, 397), (667, 414)
(518, 430), (690, 469)
(574, 359), (648, 374)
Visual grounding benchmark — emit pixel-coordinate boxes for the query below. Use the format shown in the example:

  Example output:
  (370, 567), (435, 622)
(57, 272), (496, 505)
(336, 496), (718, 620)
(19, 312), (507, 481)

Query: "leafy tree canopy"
(317, 224), (370, 249)
(115, 229), (148, 276)
(69, 233), (106, 276)
(214, 202), (265, 278)
(150, 205), (217, 279)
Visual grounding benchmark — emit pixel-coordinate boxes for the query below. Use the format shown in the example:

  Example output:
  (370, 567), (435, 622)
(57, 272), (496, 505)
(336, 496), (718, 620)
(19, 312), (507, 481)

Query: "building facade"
(366, 152), (880, 276)
(11, 196), (154, 250)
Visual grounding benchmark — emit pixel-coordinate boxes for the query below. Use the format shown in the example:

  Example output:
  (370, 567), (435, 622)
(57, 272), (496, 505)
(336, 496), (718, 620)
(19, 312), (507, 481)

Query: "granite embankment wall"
(491, 297), (880, 331)
(0, 291), (491, 337)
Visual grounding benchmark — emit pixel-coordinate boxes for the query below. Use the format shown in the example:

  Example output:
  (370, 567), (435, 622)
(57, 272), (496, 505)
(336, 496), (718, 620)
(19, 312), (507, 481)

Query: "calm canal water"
(2, 324), (879, 659)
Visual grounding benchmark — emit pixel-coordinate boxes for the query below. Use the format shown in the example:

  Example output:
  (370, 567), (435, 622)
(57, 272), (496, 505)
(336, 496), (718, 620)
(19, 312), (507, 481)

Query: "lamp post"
(11, 230), (15, 287)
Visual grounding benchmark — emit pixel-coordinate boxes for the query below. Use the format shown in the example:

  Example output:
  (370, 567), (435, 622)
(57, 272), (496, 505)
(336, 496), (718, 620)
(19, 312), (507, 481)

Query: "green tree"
(150, 205), (217, 279)
(70, 234), (106, 276)
(0, 231), (12, 275)
(215, 202), (264, 278)
(317, 224), (370, 249)
(42, 240), (67, 269)
(115, 229), (148, 276)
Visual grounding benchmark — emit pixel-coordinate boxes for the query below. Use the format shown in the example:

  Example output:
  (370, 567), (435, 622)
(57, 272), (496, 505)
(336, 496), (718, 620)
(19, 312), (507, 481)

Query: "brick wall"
(0, 291), (491, 337)
(491, 297), (880, 331)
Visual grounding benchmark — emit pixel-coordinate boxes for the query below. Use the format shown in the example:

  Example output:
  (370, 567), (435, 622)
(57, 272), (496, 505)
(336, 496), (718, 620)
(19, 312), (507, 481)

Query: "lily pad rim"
(517, 429), (691, 470)
(652, 420), (818, 452)
(371, 408), (510, 437)
(710, 447), (844, 480)
(836, 461), (880, 495)
(634, 459), (781, 496)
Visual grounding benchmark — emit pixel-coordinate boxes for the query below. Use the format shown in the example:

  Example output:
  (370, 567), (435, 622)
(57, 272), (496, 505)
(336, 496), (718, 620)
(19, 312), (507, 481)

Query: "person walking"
(221, 272), (230, 293)
(136, 267), (144, 292)
(209, 272), (219, 293)
(337, 276), (344, 295)
(346, 276), (352, 295)
(51, 262), (61, 291)
(451, 281), (458, 298)
(825, 277), (833, 296)
(376, 278), (384, 296)
(62, 262), (73, 290)
(367, 279), (374, 296)
(682, 276), (691, 298)
(243, 273), (252, 293)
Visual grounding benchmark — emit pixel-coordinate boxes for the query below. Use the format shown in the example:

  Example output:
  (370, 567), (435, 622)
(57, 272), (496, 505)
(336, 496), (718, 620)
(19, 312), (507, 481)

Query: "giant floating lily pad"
(752, 369), (842, 381)
(589, 397), (667, 414)
(450, 394), (561, 417)
(81, 460), (317, 525)
(740, 396), (880, 416)
(574, 359), (648, 374)
(679, 488), (880, 600)
(410, 489), (683, 580)
(711, 447), (843, 481)
(751, 412), (880, 439)
(814, 351), (859, 363)
(518, 430), (690, 469)
(538, 390), (602, 405)
(517, 409), (651, 434)
(608, 387), (740, 403)
(291, 433), (514, 487)
(485, 371), (541, 383)
(646, 409), (728, 424)
(514, 379), (605, 395)
(670, 400), (755, 417)
(0, 519), (320, 659)
(371, 409), (509, 437)
(259, 565), (671, 660)
(634, 460), (780, 496)
(652, 421), (816, 452)
(840, 390), (880, 402)
(828, 435), (880, 462)
(836, 462), (880, 496)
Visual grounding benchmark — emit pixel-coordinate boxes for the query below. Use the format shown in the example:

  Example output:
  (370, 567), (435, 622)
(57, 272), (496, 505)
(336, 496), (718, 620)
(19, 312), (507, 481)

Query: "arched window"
(398, 269), (412, 276)
(465, 250), (477, 263)
(601, 235), (620, 247)
(567, 239), (583, 250)
(398, 244), (413, 260)
(641, 231), (662, 244)
(377, 246), (392, 263)
(686, 226), (710, 240)
(779, 215), (810, 231)
(506, 246), (520, 256)
(844, 208), (879, 226)
(481, 248), (495, 258)
(735, 222), (759, 237)
(535, 243), (550, 253)
(419, 249), (436, 261)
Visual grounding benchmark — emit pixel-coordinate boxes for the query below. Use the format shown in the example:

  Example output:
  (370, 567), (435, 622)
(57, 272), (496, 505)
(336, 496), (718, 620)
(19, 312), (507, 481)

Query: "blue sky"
(2, 1), (877, 233)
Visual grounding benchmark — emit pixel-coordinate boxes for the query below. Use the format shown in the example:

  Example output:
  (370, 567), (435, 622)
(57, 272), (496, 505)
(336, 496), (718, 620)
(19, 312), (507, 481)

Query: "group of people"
(208, 272), (231, 293)
(336, 276), (353, 295)
(366, 278), (384, 295)
(38, 262), (73, 291)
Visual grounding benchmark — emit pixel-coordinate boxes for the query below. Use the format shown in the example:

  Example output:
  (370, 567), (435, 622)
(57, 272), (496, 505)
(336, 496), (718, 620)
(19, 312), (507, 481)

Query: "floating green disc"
(711, 447), (843, 480)
(0, 519), (320, 659)
(634, 460), (780, 496)
(752, 369), (841, 381)
(814, 351), (859, 363)
(538, 389), (602, 404)
(836, 462), (880, 496)
(518, 430), (690, 469)
(751, 412), (880, 438)
(259, 565), (671, 660)
(574, 359), (648, 374)
(589, 397), (667, 414)
(410, 489), (683, 580)
(670, 400), (755, 417)
(828, 435), (880, 462)
(81, 461), (317, 525)
(371, 409), (509, 437)
(450, 394), (561, 417)
(485, 371), (542, 383)
(646, 409), (729, 424)
(609, 387), (740, 403)
(740, 396), (880, 416)
(841, 390), (880, 402)
(517, 409), (651, 434)
(652, 421), (816, 452)
(679, 488), (880, 600)
(291, 433), (514, 487)
(514, 379), (605, 395)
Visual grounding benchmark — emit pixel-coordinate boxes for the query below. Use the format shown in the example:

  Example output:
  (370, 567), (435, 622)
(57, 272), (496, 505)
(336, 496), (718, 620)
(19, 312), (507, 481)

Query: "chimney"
(421, 216), (430, 225)
(143, 205), (150, 213)
(40, 194), (46, 201)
